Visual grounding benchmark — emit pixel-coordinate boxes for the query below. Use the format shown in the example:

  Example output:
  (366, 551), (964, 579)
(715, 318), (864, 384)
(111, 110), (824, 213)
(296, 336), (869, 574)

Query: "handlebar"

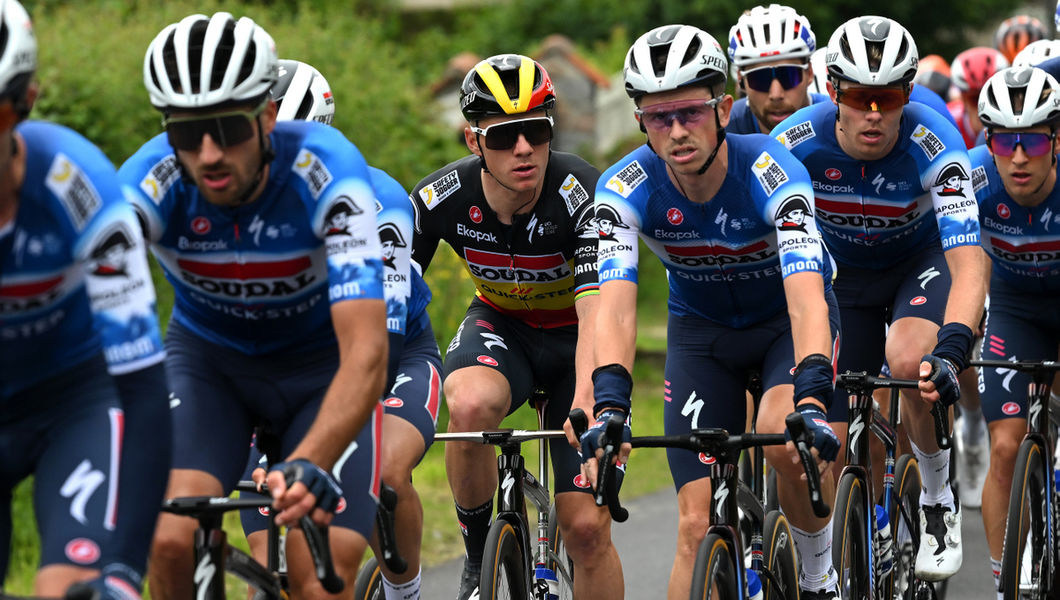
(569, 408), (629, 522)
(375, 481), (408, 574)
(838, 371), (951, 449)
(785, 413), (831, 518)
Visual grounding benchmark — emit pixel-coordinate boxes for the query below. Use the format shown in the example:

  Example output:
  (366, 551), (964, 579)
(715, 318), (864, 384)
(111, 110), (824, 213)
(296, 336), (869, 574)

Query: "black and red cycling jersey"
(410, 152), (599, 328)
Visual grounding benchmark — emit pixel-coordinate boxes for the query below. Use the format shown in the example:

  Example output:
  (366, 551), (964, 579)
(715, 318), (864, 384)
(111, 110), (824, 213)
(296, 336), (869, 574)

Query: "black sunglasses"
(470, 116), (554, 150)
(163, 101), (266, 151)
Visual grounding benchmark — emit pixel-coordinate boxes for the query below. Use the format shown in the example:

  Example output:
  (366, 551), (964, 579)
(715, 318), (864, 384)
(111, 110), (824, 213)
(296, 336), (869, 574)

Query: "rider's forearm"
(594, 280), (637, 372)
(573, 293), (600, 409)
(942, 245), (988, 330)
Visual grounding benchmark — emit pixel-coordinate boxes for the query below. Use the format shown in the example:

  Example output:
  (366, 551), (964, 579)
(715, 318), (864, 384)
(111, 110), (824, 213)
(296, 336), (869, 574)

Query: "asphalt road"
(421, 486), (996, 599)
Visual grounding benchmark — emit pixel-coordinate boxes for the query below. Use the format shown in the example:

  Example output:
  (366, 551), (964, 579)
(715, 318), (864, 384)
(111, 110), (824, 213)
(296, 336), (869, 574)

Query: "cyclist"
(968, 65), (1060, 600)
(995, 15), (1048, 65)
(119, 13), (388, 598)
(239, 59), (442, 600)
(409, 54), (619, 600)
(915, 54), (954, 101)
(591, 24), (842, 599)
(949, 47), (1010, 148)
(0, 0), (168, 597)
(773, 15), (988, 581)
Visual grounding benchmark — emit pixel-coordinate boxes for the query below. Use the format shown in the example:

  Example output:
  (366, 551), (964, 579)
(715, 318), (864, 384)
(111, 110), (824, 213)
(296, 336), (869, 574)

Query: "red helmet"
(951, 47), (1008, 95)
(994, 15), (1047, 63)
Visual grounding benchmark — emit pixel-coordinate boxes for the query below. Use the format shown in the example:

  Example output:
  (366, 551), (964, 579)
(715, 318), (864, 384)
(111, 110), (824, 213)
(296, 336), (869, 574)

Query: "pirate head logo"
(933, 163), (970, 197)
(594, 204), (630, 241)
(774, 195), (811, 233)
(323, 196), (364, 237)
(378, 222), (407, 269)
(89, 225), (134, 277)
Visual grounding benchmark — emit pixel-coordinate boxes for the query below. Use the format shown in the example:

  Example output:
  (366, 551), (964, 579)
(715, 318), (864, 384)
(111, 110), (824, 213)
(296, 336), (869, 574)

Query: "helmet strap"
(696, 110), (726, 176)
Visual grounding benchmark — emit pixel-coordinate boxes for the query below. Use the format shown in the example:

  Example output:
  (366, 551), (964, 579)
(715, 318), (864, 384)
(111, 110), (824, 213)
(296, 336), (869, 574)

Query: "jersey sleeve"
(595, 160), (646, 285)
(299, 127), (384, 304)
(371, 167), (414, 336)
(910, 111), (982, 251)
(116, 134), (181, 243)
(560, 169), (600, 300)
(749, 142), (829, 279)
(409, 166), (461, 272)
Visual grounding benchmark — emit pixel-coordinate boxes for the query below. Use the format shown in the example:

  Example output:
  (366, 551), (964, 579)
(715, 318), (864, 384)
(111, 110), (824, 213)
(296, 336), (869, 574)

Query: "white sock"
(911, 441), (954, 509)
(383, 568), (421, 600)
(991, 557), (1001, 594)
(791, 522), (833, 588)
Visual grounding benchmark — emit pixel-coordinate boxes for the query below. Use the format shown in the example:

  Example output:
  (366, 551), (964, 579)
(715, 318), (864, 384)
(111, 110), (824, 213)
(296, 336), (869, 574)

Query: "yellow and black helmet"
(459, 54), (555, 121)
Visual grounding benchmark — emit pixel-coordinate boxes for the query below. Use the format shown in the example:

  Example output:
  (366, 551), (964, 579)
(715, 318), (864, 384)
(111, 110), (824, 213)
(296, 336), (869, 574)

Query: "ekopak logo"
(469, 205), (483, 224)
(667, 208), (684, 225)
(997, 203), (1011, 219)
(825, 168), (842, 180)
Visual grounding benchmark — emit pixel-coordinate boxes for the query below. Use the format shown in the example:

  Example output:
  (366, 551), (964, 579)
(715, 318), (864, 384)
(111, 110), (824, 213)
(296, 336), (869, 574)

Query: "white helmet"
(825, 16), (918, 86)
(0, 0), (36, 100)
(978, 66), (1060, 129)
(807, 48), (829, 95)
(273, 59), (334, 124)
(728, 4), (815, 69)
(624, 24), (728, 99)
(1013, 39), (1060, 67)
(144, 12), (278, 111)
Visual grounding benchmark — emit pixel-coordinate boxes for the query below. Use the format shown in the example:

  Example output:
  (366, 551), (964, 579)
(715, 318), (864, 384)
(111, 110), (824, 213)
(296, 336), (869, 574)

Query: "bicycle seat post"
(531, 389), (552, 570)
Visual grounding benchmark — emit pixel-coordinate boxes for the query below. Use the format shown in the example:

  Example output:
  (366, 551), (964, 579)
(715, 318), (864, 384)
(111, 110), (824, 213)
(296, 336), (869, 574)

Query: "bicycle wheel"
(833, 471), (872, 600)
(885, 454), (921, 600)
(545, 504), (575, 599)
(689, 533), (741, 600)
(1001, 438), (1049, 600)
(480, 519), (527, 600)
(352, 555), (383, 600)
(761, 510), (798, 600)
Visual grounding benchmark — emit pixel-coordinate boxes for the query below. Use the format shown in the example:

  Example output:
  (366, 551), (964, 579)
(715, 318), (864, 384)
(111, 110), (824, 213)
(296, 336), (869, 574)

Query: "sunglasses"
(635, 98), (722, 131)
(987, 131), (1056, 157)
(470, 116), (554, 150)
(742, 64), (809, 93)
(835, 86), (909, 112)
(163, 101), (267, 151)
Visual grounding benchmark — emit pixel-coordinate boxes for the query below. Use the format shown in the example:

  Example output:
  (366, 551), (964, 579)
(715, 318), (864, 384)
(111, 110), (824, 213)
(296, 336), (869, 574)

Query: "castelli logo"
(667, 208), (684, 225)
(997, 203), (1011, 219)
(909, 296), (927, 306)
(383, 397), (404, 408)
(469, 206), (483, 224)
(258, 506), (270, 517)
(573, 474), (591, 489)
(825, 168), (842, 180)
(191, 216), (212, 235)
(1002, 402), (1020, 415)
(336, 496), (347, 514)
(477, 355), (499, 367)
(698, 452), (715, 465)
(65, 538), (101, 565)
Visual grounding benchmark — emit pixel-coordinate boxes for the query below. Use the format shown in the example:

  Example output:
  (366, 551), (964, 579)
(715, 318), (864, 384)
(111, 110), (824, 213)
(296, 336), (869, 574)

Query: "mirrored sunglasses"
(742, 64), (808, 93)
(163, 101), (266, 151)
(987, 131), (1056, 157)
(835, 86), (909, 112)
(470, 116), (554, 150)
(635, 98), (721, 131)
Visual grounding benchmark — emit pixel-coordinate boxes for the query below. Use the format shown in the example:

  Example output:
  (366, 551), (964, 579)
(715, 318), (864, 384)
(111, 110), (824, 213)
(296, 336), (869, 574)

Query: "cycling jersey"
(969, 145), (1060, 293)
(773, 101), (981, 270)
(1, 121), (164, 398)
(119, 120), (384, 354)
(410, 152), (599, 328)
(596, 134), (832, 328)
(372, 167), (430, 342)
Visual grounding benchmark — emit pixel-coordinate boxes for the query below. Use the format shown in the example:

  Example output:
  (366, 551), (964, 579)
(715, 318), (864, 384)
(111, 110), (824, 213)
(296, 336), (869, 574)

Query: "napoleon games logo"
(595, 204), (630, 241)
(89, 224), (135, 278)
(378, 222), (407, 270)
(774, 195), (811, 233)
(322, 196), (364, 236)
(934, 163), (970, 197)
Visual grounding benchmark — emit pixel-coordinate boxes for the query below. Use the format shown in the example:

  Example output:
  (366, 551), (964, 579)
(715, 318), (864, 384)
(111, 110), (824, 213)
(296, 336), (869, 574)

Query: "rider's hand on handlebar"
(565, 393), (596, 450)
(786, 402), (839, 476)
(265, 458), (343, 527)
(919, 354), (960, 407)
(578, 409), (631, 490)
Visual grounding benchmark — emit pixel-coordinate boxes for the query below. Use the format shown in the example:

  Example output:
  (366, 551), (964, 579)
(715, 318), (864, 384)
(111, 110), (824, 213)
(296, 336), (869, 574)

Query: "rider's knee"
(676, 509), (711, 557)
(989, 431), (1021, 474)
(559, 504), (612, 562)
(444, 385), (507, 429)
(150, 515), (196, 564)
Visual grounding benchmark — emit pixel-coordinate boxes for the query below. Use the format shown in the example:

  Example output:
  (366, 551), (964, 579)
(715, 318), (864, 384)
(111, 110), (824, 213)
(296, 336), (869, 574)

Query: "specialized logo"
(292, 150), (333, 200)
(774, 195), (811, 233)
(681, 390), (704, 429)
(88, 224), (134, 278)
(418, 170), (461, 211)
(605, 161), (647, 198)
(664, 240), (776, 268)
(559, 173), (590, 216)
(194, 553), (217, 598)
(65, 538), (101, 565)
(469, 205), (483, 223)
(501, 472), (516, 506)
(61, 460), (105, 526)
(477, 355), (499, 367)
(480, 331), (508, 351)
(918, 267), (941, 290)
(911, 124), (945, 159)
(378, 222), (407, 270)
(464, 248), (571, 283)
(191, 216), (212, 235)
(776, 121), (815, 149)
(47, 154), (101, 232)
(909, 296), (927, 306)
(971, 165), (988, 193)
(594, 204), (630, 242)
(140, 155), (180, 204)
(997, 203), (1011, 219)
(825, 168), (842, 180)
(751, 151), (789, 195)
(713, 479), (730, 510)
(667, 208), (684, 225)
(322, 195), (364, 237)
(933, 163), (970, 197)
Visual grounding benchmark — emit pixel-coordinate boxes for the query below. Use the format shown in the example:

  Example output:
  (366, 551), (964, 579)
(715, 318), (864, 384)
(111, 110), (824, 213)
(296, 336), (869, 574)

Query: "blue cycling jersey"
(772, 101), (981, 269)
(970, 145), (1060, 293)
(1, 121), (165, 397)
(370, 167), (430, 341)
(119, 121), (384, 355)
(596, 134), (832, 328)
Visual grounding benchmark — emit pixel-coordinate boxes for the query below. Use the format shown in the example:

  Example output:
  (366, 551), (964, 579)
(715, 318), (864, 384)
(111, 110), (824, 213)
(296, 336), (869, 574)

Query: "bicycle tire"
(689, 532), (741, 600)
(885, 454), (921, 600)
(833, 471), (872, 600)
(545, 504), (575, 599)
(1001, 438), (1049, 600)
(480, 519), (527, 600)
(761, 509), (798, 600)
(352, 555), (384, 600)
